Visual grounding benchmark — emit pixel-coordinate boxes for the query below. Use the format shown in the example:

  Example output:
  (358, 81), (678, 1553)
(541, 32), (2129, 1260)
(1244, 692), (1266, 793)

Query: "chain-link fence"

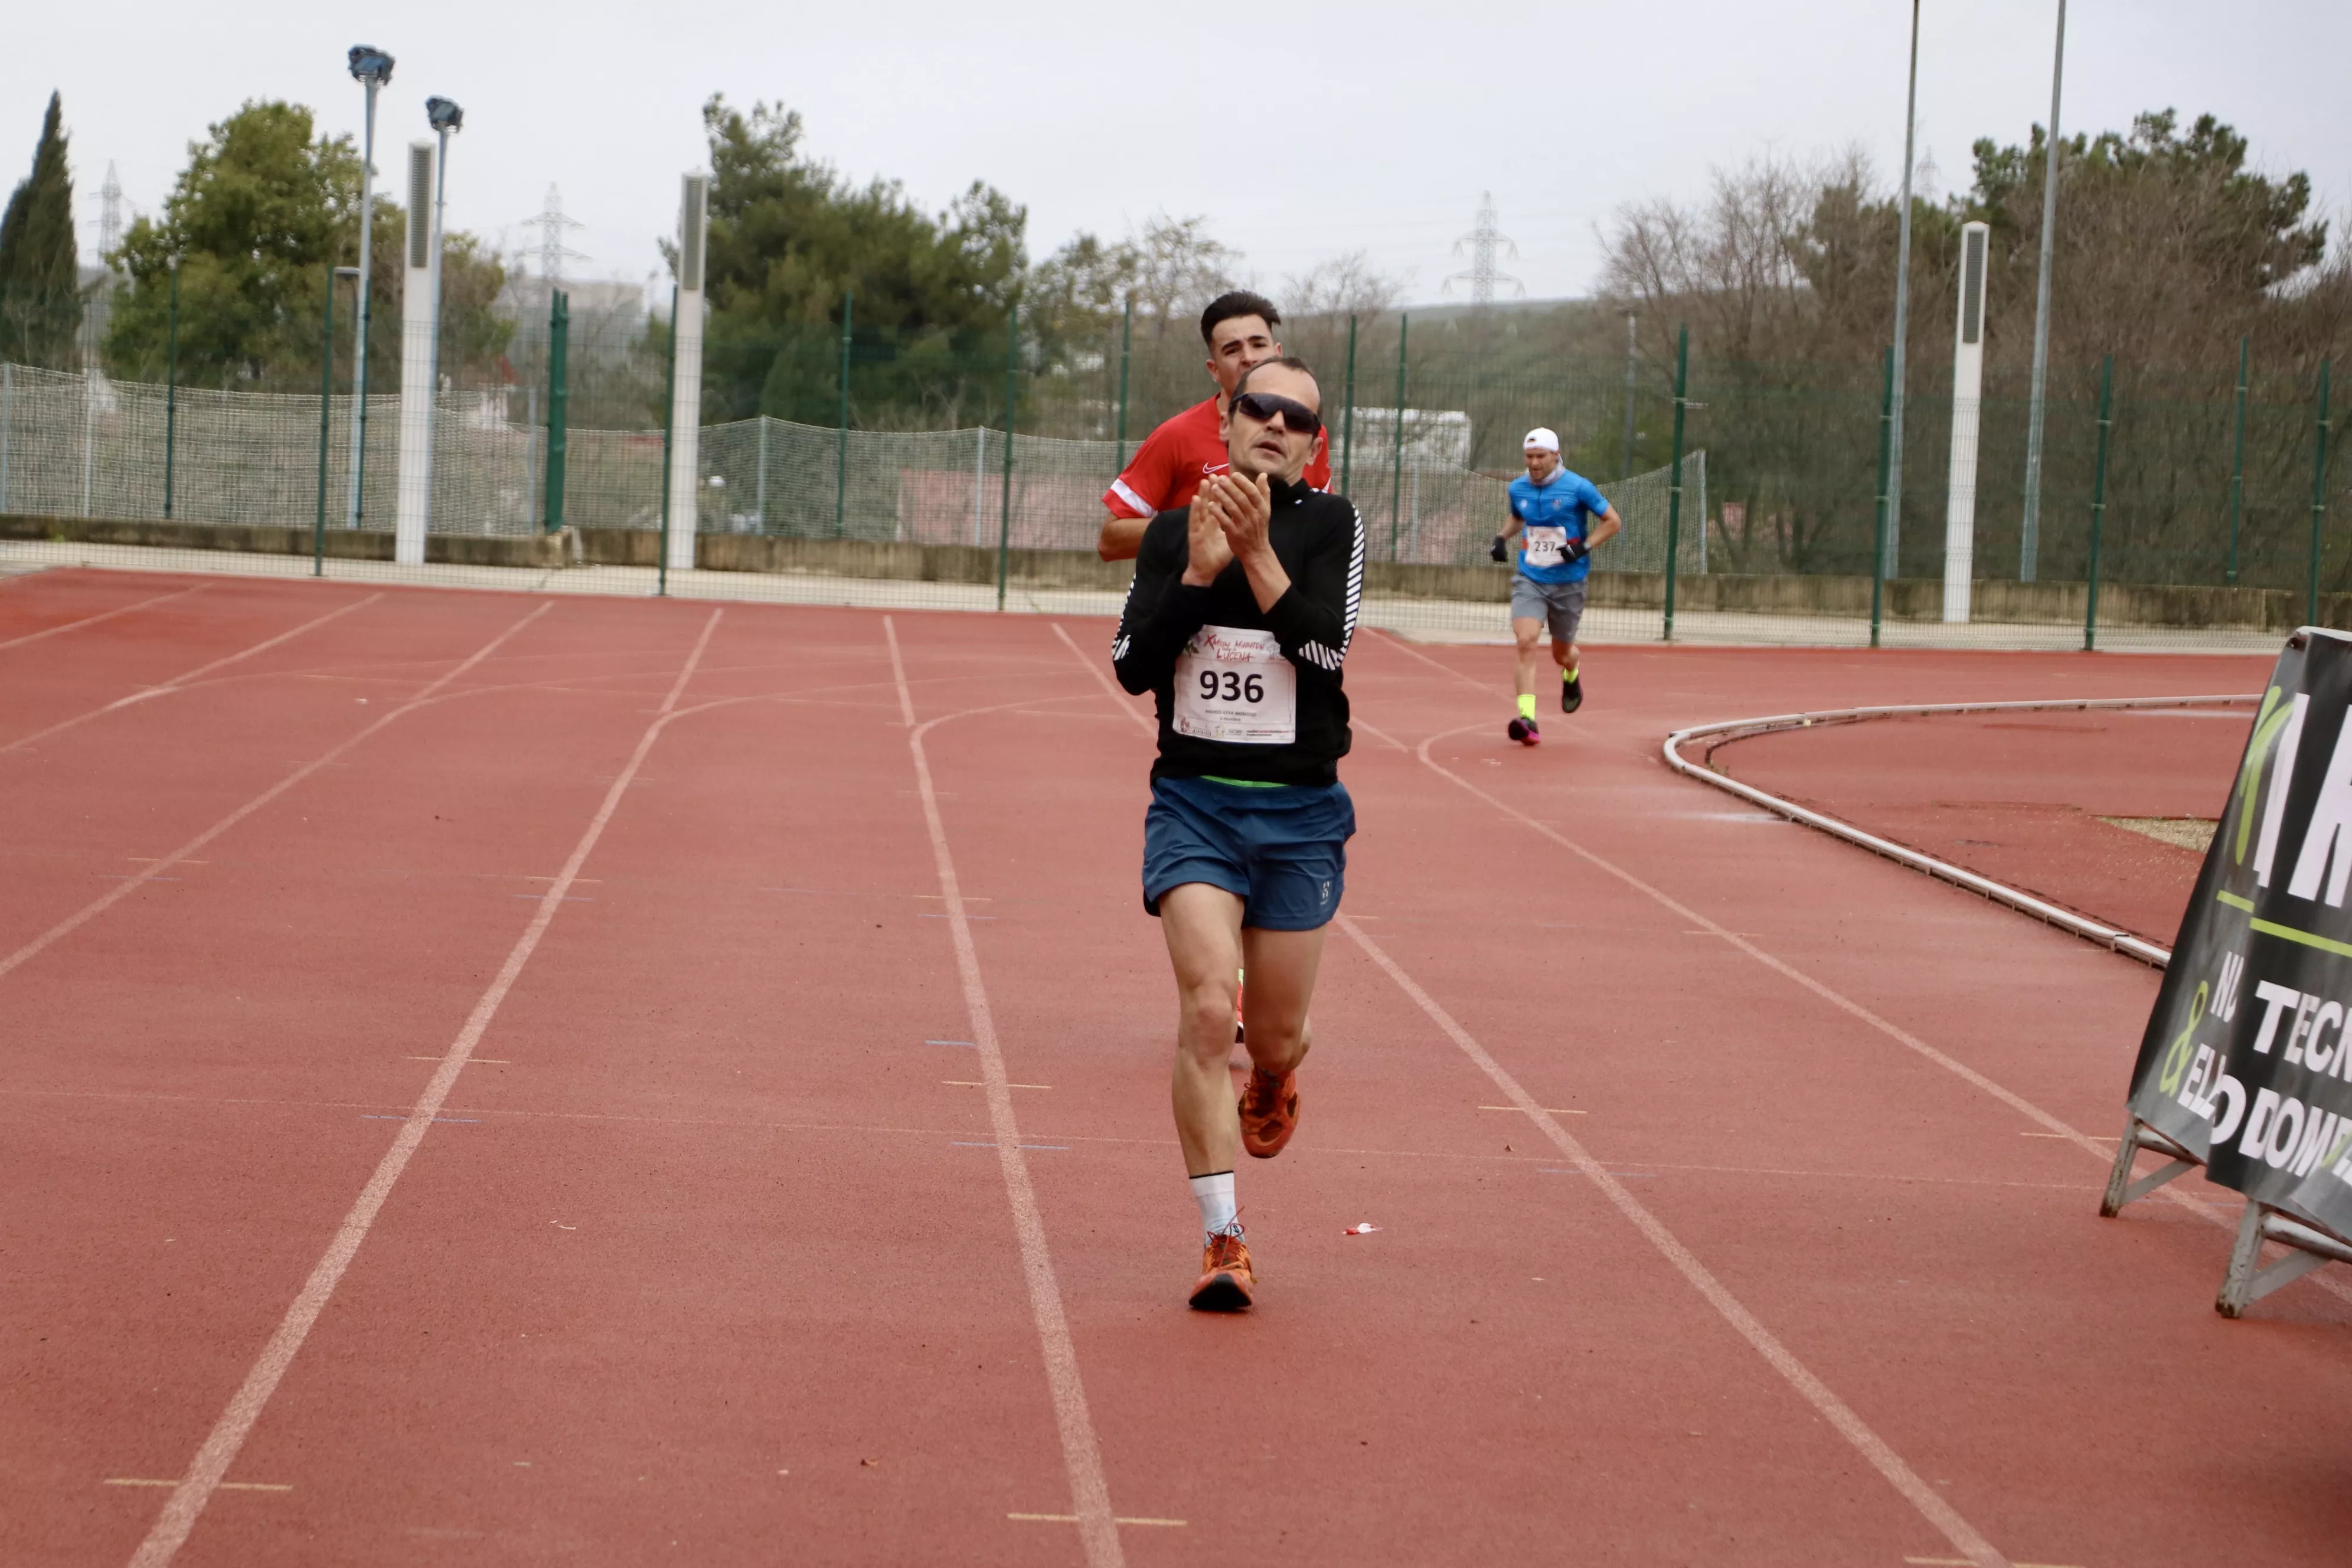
(1, 315), (2334, 651)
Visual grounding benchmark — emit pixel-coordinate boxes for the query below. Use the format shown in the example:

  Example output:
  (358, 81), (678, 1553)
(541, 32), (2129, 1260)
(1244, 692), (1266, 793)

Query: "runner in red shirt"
(1096, 290), (1333, 562)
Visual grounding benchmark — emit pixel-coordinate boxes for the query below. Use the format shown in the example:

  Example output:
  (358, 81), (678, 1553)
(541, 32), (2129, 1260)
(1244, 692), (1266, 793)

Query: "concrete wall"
(0, 514), (569, 569)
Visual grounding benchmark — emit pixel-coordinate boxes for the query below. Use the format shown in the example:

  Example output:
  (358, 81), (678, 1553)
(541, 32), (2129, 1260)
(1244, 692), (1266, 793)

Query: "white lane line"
(126, 609), (721, 1568)
(1397, 698), (2352, 1301)
(2, 594), (384, 757)
(0, 580), (211, 653)
(1338, 914), (2011, 1568)
(889, 616), (1124, 1568)
(0, 602), (553, 986)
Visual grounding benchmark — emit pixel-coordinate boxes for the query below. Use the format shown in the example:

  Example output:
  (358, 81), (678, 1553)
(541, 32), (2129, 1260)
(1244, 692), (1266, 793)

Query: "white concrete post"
(664, 172), (710, 574)
(1942, 220), (1990, 623)
(393, 140), (436, 566)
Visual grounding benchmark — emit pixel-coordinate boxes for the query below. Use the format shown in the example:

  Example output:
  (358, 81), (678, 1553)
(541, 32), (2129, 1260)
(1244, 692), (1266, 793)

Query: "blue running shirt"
(1508, 467), (1608, 584)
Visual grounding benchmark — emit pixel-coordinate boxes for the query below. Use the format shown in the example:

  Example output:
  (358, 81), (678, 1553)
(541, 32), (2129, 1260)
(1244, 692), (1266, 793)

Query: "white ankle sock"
(1190, 1171), (1237, 1239)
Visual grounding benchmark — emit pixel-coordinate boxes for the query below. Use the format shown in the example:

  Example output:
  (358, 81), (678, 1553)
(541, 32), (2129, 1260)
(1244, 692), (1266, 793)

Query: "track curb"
(1661, 693), (2265, 971)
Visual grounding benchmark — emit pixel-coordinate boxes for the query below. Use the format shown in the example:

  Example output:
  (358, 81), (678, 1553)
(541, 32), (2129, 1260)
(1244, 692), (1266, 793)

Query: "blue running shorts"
(1141, 775), (1355, 932)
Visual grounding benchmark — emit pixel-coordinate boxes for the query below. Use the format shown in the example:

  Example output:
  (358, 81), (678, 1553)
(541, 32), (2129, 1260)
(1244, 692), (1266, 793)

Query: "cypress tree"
(0, 92), (82, 367)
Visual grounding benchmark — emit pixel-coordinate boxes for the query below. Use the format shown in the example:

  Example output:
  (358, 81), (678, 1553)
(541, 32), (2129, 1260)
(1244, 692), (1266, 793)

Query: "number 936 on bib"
(1173, 625), (1298, 744)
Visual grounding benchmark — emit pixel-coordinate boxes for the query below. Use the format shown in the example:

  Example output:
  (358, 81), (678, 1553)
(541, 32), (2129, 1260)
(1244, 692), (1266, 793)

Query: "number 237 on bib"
(1173, 625), (1298, 744)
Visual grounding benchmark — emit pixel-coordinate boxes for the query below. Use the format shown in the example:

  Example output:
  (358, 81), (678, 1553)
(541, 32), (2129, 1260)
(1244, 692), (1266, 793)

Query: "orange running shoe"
(1188, 1227), (1255, 1311)
(1239, 1067), (1299, 1159)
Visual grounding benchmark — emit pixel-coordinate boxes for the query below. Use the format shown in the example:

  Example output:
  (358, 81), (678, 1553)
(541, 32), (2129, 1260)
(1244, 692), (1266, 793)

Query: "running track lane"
(1345, 631), (2352, 1564)
(1035, 622), (2007, 1565)
(0, 573), (374, 749)
(2, 594), (716, 1562)
(88, 605), (1133, 1563)
(125, 609), (725, 1564)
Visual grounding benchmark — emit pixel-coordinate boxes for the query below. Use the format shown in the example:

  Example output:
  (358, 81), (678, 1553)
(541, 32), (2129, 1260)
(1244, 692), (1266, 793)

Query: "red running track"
(3, 566), (2346, 1567)
(1702, 704), (2258, 948)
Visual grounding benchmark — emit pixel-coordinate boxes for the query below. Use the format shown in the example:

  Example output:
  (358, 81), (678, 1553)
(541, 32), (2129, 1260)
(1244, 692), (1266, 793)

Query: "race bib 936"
(1173, 625), (1297, 744)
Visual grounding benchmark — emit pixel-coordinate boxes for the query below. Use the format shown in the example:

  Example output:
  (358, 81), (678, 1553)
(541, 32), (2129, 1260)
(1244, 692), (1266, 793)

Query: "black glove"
(1489, 535), (1510, 563)
(1562, 538), (1590, 566)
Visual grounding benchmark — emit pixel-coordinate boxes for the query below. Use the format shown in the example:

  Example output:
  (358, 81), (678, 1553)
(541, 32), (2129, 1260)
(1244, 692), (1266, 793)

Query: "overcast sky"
(12, 1), (2349, 308)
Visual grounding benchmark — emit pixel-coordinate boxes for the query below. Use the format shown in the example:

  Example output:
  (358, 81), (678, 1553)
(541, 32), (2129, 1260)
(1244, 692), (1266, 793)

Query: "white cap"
(1523, 427), (1561, 453)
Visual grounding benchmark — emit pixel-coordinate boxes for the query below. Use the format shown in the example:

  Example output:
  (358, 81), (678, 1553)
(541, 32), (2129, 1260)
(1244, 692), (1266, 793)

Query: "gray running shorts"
(1510, 577), (1587, 643)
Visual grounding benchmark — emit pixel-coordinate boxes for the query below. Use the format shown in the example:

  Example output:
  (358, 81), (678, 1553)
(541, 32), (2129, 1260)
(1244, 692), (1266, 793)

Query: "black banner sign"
(2127, 630), (2352, 1236)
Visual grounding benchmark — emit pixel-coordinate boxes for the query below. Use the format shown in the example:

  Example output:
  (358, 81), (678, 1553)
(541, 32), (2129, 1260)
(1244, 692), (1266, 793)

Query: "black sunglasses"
(1231, 390), (1322, 438)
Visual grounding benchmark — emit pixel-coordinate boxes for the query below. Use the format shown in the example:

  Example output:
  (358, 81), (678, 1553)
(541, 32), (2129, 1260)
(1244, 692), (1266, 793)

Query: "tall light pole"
(345, 46), (393, 531)
(2018, 0), (2067, 582)
(1884, 0), (1922, 580)
(423, 96), (462, 453)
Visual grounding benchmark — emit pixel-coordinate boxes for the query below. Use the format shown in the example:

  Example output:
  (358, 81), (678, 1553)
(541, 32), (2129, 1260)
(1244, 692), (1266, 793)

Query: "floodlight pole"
(2018, 0), (2066, 582)
(1884, 0), (1921, 580)
(163, 255), (179, 520)
(425, 122), (453, 463)
(347, 58), (388, 530)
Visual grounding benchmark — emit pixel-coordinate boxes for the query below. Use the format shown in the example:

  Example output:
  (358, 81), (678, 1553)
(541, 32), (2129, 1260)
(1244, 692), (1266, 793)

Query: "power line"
(522, 183), (589, 285)
(1443, 191), (1523, 305)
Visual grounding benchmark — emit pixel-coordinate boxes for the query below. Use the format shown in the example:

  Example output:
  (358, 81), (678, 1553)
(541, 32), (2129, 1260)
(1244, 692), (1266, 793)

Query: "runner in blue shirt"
(1488, 427), (1622, 745)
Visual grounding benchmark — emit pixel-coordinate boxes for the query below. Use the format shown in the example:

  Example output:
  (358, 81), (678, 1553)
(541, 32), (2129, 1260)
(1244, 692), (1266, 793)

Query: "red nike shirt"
(1102, 396), (1335, 519)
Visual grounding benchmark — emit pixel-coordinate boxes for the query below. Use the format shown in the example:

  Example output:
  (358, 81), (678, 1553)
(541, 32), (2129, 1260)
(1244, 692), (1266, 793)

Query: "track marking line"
(1402, 715), (2352, 1301)
(0, 580), (210, 654)
(2023, 1132), (2116, 1141)
(1482, 1103), (1585, 1115)
(125, 608), (721, 1568)
(404, 1056), (509, 1064)
(945, 1080), (1051, 1089)
(888, 615), (1123, 1568)
(1907, 1560), (2080, 1568)
(1011, 1514), (1186, 1527)
(1338, 914), (2011, 1568)
(2, 593), (383, 757)
(1, 602), (554, 988)
(105, 1479), (289, 1492)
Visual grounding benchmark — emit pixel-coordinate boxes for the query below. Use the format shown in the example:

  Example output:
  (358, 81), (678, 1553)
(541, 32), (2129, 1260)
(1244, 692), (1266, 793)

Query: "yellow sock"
(1563, 664), (1579, 682)
(1516, 692), (1537, 721)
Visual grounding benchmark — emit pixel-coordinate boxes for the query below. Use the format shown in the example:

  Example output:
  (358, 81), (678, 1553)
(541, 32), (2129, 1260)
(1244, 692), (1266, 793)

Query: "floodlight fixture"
(426, 97), (463, 134)
(347, 45), (395, 86)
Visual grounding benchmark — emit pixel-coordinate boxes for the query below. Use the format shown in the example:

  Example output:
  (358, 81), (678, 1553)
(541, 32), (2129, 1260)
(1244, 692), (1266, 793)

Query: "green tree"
(0, 91), (82, 368)
(105, 100), (509, 391)
(692, 96), (1026, 424)
(1966, 109), (2333, 369)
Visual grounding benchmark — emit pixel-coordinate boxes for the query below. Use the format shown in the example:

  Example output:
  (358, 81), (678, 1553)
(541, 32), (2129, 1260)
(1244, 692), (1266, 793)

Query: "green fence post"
(835, 289), (854, 539)
(1340, 313), (1358, 498)
(315, 265), (339, 578)
(2085, 353), (2113, 652)
(543, 289), (569, 534)
(998, 303), (1019, 612)
(1664, 324), (1690, 642)
(2310, 357), (2334, 629)
(1387, 313), (1408, 559)
(164, 257), (180, 519)
(658, 285), (678, 599)
(2227, 337), (2248, 586)
(1114, 299), (1132, 469)
(1871, 344), (1893, 648)
(754, 416), (769, 535)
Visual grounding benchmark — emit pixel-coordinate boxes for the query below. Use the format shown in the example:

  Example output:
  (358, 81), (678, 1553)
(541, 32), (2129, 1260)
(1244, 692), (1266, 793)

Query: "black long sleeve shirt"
(1110, 475), (1364, 786)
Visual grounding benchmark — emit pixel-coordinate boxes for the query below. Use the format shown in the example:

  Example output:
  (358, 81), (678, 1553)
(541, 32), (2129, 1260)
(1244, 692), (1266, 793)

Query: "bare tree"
(1282, 250), (1408, 319)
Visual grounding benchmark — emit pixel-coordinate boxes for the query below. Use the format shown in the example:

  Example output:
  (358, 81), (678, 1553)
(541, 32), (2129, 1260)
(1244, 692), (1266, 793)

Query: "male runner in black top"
(1112, 357), (1365, 1309)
